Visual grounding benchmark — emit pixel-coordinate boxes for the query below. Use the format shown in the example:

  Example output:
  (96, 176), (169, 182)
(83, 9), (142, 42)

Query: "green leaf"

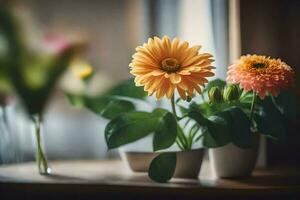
(188, 110), (209, 126)
(204, 115), (231, 147)
(196, 102), (217, 117)
(188, 104), (253, 148)
(67, 78), (147, 119)
(101, 99), (135, 119)
(1, 7), (79, 115)
(66, 92), (136, 119)
(203, 79), (226, 92)
(84, 96), (109, 112)
(152, 109), (177, 151)
(203, 107), (253, 148)
(0, 6), (23, 64)
(255, 97), (287, 142)
(85, 96), (135, 119)
(178, 105), (189, 116)
(188, 110), (231, 147)
(106, 78), (147, 99)
(105, 108), (178, 151)
(272, 90), (297, 120)
(65, 94), (135, 119)
(227, 107), (253, 148)
(148, 152), (177, 183)
(255, 114), (286, 142)
(105, 111), (157, 149)
(25, 47), (76, 115)
(239, 91), (254, 104)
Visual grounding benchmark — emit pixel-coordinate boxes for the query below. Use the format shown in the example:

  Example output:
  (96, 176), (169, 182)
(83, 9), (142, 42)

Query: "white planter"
(120, 148), (204, 179)
(209, 136), (259, 178)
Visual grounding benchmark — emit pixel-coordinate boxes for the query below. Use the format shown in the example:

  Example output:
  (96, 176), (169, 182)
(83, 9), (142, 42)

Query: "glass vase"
(31, 114), (51, 175)
(0, 106), (15, 164)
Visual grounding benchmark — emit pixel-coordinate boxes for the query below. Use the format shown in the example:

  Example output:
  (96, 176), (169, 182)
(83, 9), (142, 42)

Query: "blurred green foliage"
(66, 78), (147, 119)
(0, 5), (80, 115)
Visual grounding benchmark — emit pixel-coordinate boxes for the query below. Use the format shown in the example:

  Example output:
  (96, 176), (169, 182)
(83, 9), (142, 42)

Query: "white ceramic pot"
(209, 135), (259, 178)
(120, 148), (204, 179)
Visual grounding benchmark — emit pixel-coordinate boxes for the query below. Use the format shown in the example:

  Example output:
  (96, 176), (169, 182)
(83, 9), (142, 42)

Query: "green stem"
(249, 92), (257, 130)
(201, 94), (205, 102)
(191, 126), (201, 142)
(187, 123), (198, 149)
(175, 139), (184, 150)
(178, 126), (189, 150)
(170, 95), (188, 150)
(183, 118), (191, 129)
(170, 95), (178, 118)
(194, 133), (204, 142)
(270, 95), (283, 113)
(32, 114), (50, 175)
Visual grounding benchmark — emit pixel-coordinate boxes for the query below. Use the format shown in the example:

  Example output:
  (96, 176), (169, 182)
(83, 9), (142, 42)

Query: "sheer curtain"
(179, 0), (229, 80)
(0, 0), (238, 163)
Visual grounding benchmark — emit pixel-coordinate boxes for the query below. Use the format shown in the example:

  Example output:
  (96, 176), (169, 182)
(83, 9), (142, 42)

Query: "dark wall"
(240, 0), (300, 165)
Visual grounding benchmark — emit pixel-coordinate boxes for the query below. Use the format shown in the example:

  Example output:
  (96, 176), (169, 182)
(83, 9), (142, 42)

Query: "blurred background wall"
(3, 0), (145, 162)
(240, 0), (300, 165)
(3, 0), (299, 165)
(1, 0), (231, 163)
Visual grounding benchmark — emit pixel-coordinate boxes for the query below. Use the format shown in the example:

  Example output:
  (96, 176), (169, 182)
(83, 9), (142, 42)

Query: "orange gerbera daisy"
(227, 55), (294, 99)
(129, 36), (215, 100)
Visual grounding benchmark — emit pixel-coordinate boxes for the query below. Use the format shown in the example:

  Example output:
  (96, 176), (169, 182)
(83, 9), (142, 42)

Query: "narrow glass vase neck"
(31, 114), (51, 175)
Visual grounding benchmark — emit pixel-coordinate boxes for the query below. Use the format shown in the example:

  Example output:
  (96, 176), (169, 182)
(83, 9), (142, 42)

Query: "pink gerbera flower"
(227, 55), (295, 99)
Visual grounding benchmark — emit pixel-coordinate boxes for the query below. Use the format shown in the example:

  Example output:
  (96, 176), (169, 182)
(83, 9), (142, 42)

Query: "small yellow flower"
(70, 59), (93, 80)
(129, 36), (215, 100)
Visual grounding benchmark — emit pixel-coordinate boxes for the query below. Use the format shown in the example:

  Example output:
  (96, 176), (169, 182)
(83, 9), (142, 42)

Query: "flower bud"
(223, 84), (240, 102)
(186, 96), (192, 102)
(208, 86), (223, 103)
(70, 59), (94, 82)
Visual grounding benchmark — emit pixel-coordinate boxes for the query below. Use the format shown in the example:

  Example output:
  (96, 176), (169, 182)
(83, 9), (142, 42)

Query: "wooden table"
(0, 160), (299, 200)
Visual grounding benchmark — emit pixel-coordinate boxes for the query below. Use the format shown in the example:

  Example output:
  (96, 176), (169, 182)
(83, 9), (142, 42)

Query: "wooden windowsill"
(0, 159), (299, 199)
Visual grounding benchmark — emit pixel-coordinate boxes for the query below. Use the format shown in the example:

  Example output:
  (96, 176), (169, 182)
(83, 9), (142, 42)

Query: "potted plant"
(220, 54), (295, 178)
(203, 81), (260, 178)
(181, 54), (295, 178)
(0, 5), (83, 174)
(177, 80), (257, 178)
(67, 36), (218, 182)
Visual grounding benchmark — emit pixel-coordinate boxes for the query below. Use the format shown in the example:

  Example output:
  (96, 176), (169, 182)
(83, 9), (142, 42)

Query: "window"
(1, 0), (236, 163)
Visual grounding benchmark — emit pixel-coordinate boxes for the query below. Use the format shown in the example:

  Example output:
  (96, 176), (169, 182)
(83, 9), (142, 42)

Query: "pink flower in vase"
(42, 34), (72, 55)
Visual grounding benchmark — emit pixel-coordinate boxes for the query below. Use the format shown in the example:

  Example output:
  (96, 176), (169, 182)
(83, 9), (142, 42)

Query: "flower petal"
(169, 73), (182, 84)
(151, 69), (165, 76)
(226, 54), (294, 99)
(130, 36), (217, 100)
(177, 86), (187, 100)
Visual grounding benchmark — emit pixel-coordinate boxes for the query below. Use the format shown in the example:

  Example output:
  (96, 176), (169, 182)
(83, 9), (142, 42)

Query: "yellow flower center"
(252, 62), (268, 69)
(161, 58), (180, 73)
